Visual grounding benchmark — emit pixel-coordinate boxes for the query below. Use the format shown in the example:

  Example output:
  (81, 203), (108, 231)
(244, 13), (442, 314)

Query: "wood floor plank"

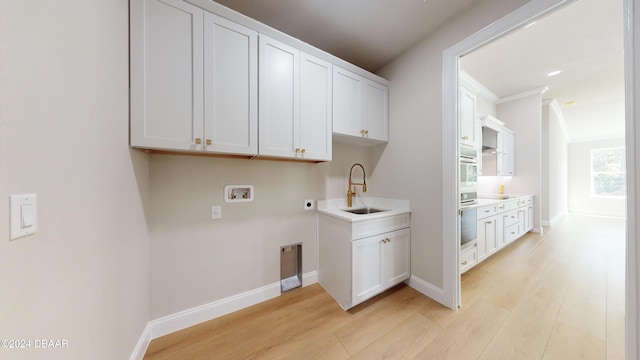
(349, 313), (442, 360)
(543, 322), (606, 360)
(479, 295), (561, 360)
(333, 285), (429, 355)
(414, 299), (510, 359)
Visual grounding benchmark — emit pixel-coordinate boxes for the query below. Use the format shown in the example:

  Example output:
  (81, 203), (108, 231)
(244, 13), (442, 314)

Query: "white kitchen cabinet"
(518, 196), (534, 232)
(333, 66), (388, 144)
(130, 0), (258, 155)
(131, 0), (204, 151)
(459, 87), (478, 147)
(259, 35), (332, 161)
(460, 242), (478, 274)
(299, 52), (332, 161)
(203, 12), (258, 155)
(318, 212), (411, 310)
(258, 35), (299, 158)
(466, 196), (535, 273)
(477, 204), (498, 262)
(352, 228), (410, 305)
(497, 132), (515, 176)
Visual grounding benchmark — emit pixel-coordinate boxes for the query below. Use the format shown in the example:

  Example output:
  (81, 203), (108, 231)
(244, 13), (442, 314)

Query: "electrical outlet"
(304, 199), (314, 210)
(211, 205), (222, 219)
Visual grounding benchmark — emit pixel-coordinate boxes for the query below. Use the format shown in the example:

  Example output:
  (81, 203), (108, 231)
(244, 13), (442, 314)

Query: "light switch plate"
(10, 194), (37, 240)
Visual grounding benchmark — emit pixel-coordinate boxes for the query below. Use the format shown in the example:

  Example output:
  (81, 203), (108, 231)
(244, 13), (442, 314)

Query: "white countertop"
(317, 197), (411, 222)
(477, 194), (533, 206)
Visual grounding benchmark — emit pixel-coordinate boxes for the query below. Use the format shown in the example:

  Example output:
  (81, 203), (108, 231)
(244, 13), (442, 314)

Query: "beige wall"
(374, 0), (528, 288)
(149, 142), (371, 318)
(0, 0), (150, 359)
(496, 94), (543, 230)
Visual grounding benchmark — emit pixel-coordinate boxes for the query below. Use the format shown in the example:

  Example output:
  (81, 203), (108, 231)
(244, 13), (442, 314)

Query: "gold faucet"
(347, 163), (367, 207)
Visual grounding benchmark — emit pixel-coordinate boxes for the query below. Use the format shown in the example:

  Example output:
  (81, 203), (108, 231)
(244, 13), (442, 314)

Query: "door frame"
(442, 0), (637, 358)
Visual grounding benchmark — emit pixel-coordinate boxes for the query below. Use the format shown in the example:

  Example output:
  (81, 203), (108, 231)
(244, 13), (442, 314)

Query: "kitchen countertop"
(317, 197), (411, 222)
(477, 194), (533, 206)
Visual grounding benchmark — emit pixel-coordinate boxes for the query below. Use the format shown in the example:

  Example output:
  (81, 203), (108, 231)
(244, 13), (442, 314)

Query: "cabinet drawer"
(352, 213), (411, 240)
(460, 243), (478, 273)
(477, 204), (497, 219)
(504, 223), (520, 243)
(502, 209), (519, 227)
(501, 200), (518, 211)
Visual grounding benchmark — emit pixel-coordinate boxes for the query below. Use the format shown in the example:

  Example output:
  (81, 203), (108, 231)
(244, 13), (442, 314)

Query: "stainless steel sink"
(343, 207), (388, 215)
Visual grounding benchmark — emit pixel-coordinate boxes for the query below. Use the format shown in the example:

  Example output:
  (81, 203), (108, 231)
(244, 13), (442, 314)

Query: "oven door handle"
(460, 199), (478, 208)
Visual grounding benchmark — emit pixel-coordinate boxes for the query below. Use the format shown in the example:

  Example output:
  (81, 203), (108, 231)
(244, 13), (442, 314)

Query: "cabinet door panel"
(363, 80), (389, 141)
(384, 228), (410, 287)
(333, 67), (362, 137)
(132, 0), (203, 150)
(299, 53), (332, 161)
(459, 87), (477, 147)
(204, 13), (257, 155)
(259, 36), (299, 157)
(352, 235), (384, 305)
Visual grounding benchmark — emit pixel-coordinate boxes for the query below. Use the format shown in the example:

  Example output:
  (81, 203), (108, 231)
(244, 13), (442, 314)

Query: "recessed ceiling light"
(524, 21), (537, 29)
(565, 101), (576, 107)
(547, 70), (562, 77)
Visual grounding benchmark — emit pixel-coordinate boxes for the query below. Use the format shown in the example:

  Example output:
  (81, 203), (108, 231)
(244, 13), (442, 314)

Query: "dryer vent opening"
(280, 244), (302, 293)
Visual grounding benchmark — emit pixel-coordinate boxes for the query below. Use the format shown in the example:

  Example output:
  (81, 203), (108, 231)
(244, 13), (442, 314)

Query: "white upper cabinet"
(459, 87), (478, 147)
(258, 35), (300, 158)
(131, 0), (257, 155)
(131, 0), (386, 160)
(497, 132), (515, 176)
(333, 66), (388, 145)
(131, 0), (204, 151)
(203, 13), (258, 155)
(259, 35), (332, 161)
(299, 52), (332, 161)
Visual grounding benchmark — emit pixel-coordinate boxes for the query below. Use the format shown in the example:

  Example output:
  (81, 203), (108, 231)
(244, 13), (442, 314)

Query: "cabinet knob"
(195, 138), (202, 145)
(486, 221), (492, 224)
(295, 148), (300, 153)
(461, 261), (468, 265)
(301, 149), (306, 154)
(206, 139), (212, 146)
(484, 210), (490, 213)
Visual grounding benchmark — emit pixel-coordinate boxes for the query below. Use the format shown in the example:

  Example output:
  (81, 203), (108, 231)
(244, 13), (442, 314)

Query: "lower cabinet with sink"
(317, 198), (411, 310)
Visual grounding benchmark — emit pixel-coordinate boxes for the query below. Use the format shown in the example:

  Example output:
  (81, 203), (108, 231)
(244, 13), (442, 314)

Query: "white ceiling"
(211, 0), (625, 142)
(462, 0), (624, 142)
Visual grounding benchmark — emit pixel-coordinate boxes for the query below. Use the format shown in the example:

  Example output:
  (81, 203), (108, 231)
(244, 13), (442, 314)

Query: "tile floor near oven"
(144, 214), (625, 359)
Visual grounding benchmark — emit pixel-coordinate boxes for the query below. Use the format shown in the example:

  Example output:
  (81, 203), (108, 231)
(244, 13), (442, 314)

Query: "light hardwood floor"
(144, 214), (625, 359)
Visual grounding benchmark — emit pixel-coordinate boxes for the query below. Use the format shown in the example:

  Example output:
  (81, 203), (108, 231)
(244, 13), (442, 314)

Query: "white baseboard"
(129, 323), (151, 360)
(541, 212), (566, 227)
(141, 270), (318, 348)
(407, 275), (448, 306)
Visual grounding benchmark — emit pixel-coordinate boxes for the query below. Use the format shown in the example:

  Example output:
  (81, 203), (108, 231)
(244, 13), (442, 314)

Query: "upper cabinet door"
(459, 87), (478, 147)
(362, 79), (389, 142)
(130, 0), (204, 151)
(258, 35), (300, 158)
(333, 66), (389, 145)
(203, 13), (258, 155)
(333, 67), (363, 138)
(299, 52), (332, 161)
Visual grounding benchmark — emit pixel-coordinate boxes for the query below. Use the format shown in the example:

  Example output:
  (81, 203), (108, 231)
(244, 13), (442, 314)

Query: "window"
(591, 147), (626, 197)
